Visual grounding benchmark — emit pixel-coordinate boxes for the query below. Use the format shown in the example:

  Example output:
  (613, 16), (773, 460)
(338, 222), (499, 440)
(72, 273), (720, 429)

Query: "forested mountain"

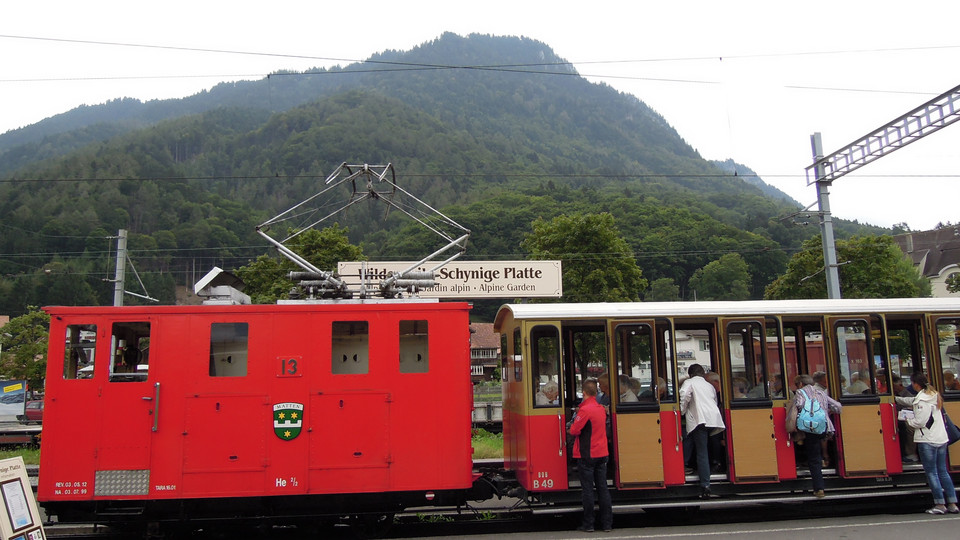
(0, 33), (887, 316)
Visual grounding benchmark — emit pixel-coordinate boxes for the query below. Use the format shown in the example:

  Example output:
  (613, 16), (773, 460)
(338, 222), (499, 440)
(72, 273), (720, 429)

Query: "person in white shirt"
(679, 364), (725, 499)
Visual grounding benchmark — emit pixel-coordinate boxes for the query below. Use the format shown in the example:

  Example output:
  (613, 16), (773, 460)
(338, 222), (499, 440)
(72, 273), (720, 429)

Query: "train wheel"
(350, 513), (394, 539)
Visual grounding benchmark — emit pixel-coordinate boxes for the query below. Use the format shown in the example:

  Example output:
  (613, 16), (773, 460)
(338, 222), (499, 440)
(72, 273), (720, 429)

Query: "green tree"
(646, 277), (680, 302)
(765, 235), (930, 299)
(0, 307), (51, 391)
(946, 272), (960, 294)
(521, 213), (647, 302)
(235, 224), (365, 304)
(688, 253), (751, 301)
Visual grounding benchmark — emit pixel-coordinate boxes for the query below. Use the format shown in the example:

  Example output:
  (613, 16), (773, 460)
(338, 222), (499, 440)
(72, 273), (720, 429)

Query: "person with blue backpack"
(789, 374), (842, 498)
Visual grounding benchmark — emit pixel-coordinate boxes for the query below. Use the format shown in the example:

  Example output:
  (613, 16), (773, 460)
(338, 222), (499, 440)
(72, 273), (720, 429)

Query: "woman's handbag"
(943, 409), (960, 445)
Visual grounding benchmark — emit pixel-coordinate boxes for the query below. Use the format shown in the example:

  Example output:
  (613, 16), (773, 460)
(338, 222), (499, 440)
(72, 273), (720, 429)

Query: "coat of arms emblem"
(273, 402), (304, 440)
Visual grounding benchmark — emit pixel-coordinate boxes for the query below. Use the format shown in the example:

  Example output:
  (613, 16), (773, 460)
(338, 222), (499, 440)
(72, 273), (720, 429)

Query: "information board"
(0, 457), (44, 540)
(338, 260), (563, 298)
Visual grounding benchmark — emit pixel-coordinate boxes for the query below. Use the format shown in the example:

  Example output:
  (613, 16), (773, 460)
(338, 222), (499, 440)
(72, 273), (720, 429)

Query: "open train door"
(828, 316), (887, 477)
(609, 320), (666, 488)
(720, 318), (780, 483)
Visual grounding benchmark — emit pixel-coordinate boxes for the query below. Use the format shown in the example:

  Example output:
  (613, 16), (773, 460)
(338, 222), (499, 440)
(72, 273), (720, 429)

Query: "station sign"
(337, 260), (563, 299)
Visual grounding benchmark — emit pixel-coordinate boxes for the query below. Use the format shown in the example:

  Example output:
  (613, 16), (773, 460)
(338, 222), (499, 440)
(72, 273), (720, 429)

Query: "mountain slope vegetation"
(0, 33), (886, 315)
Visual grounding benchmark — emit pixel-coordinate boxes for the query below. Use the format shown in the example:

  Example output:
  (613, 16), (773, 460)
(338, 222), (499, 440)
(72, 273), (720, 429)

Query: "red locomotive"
(39, 300), (475, 530)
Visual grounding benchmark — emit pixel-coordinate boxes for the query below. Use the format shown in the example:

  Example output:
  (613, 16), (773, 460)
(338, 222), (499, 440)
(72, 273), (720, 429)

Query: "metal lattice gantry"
(806, 83), (960, 185)
(804, 83), (960, 299)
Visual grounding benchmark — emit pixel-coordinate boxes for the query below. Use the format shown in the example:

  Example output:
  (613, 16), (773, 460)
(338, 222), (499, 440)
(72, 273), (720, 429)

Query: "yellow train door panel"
(839, 404), (886, 476)
(729, 408), (779, 482)
(946, 401), (960, 471)
(615, 412), (664, 488)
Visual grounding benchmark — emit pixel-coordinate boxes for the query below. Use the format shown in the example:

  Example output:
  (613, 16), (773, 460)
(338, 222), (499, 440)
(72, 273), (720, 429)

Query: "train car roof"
(494, 297), (960, 328)
(44, 299), (470, 316)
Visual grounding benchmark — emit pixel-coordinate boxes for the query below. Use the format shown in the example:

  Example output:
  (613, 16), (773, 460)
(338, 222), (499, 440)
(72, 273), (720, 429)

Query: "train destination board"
(338, 260), (562, 298)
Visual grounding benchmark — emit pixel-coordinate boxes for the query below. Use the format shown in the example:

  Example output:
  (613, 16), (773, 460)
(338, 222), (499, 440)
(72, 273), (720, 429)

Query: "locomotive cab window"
(332, 321), (369, 375)
(209, 322), (249, 377)
(110, 321), (150, 382)
(399, 320), (429, 374)
(63, 324), (97, 380)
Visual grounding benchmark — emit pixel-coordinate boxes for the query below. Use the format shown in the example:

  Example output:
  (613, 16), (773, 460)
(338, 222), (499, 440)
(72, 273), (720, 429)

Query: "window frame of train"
(933, 317), (960, 397)
(530, 324), (561, 409)
(63, 323), (97, 380)
(830, 316), (889, 402)
(108, 321), (151, 383)
(612, 321), (660, 411)
(610, 319), (676, 412)
(722, 318), (784, 408)
(209, 322), (249, 377)
(885, 315), (930, 394)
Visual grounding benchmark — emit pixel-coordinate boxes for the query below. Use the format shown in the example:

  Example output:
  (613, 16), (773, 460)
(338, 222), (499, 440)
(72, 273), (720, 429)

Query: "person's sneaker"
(577, 525), (595, 532)
(903, 455), (919, 463)
(814, 490), (825, 498)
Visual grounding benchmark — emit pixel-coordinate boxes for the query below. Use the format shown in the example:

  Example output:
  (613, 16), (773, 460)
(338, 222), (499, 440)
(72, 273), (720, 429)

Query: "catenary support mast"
(806, 83), (960, 298)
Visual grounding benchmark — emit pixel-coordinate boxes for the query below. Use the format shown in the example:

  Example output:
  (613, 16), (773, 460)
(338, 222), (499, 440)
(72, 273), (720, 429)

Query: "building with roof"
(894, 227), (960, 298)
(470, 323), (500, 382)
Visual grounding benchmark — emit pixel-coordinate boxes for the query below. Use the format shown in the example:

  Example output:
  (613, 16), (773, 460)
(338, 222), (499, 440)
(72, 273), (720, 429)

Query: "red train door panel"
(308, 391), (391, 493)
(522, 321), (567, 492)
(182, 395), (269, 496)
(96, 321), (155, 477)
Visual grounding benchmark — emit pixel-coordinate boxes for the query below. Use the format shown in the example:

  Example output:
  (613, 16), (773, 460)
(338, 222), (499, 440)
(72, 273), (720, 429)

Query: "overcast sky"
(2, 1), (958, 231)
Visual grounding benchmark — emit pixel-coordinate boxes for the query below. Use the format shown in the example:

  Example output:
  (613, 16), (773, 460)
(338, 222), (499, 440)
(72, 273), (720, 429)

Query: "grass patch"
(0, 447), (40, 465)
(471, 428), (503, 459)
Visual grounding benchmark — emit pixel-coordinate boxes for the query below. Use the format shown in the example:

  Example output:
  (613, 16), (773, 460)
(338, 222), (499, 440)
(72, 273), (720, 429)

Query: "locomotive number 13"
(278, 357), (302, 377)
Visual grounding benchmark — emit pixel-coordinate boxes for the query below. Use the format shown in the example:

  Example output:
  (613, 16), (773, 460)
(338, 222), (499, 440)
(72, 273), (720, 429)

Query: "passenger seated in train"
(844, 370), (869, 394)
(536, 381), (560, 406)
(637, 377), (667, 402)
(618, 374), (638, 402)
(732, 377), (749, 399)
(944, 370), (960, 391)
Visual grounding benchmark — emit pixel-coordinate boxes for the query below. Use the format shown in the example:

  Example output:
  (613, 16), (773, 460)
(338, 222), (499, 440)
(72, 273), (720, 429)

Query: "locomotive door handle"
(557, 414), (565, 456)
(151, 382), (160, 432)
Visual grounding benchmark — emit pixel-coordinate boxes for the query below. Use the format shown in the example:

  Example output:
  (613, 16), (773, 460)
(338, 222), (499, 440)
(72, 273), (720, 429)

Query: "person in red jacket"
(568, 378), (612, 532)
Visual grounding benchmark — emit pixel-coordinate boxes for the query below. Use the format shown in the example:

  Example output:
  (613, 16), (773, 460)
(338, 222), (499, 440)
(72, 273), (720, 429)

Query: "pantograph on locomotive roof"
(256, 163), (470, 300)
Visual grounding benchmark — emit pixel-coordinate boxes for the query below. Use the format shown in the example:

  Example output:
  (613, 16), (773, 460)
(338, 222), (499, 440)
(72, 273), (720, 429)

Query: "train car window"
(765, 319), (788, 398)
(886, 320), (926, 393)
(658, 322), (677, 402)
(63, 324), (97, 380)
(110, 322), (150, 382)
(935, 318), (960, 394)
(614, 324), (657, 405)
(727, 322), (769, 400)
(531, 326), (560, 407)
(332, 321), (369, 375)
(565, 327), (607, 405)
(869, 317), (891, 395)
(209, 323), (249, 377)
(399, 320), (429, 374)
(512, 328), (522, 382)
(834, 320), (876, 396)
